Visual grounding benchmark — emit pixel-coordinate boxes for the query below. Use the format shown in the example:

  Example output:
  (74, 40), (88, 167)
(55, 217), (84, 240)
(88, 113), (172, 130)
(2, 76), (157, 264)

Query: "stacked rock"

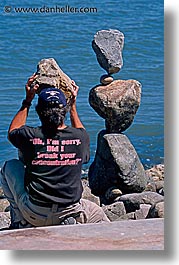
(92, 29), (124, 75)
(31, 58), (74, 107)
(88, 29), (149, 205)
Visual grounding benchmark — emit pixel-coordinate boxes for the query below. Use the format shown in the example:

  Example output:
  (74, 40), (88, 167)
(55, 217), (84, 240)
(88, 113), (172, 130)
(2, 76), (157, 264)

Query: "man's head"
(37, 88), (67, 108)
(36, 88), (68, 134)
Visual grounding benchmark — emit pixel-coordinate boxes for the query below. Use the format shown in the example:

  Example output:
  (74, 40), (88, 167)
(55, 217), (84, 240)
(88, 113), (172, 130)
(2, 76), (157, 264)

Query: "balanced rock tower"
(88, 29), (149, 205)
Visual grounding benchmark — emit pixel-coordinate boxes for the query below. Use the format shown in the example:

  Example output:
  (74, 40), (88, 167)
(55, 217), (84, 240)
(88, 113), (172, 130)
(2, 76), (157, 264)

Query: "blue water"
(0, 0), (164, 171)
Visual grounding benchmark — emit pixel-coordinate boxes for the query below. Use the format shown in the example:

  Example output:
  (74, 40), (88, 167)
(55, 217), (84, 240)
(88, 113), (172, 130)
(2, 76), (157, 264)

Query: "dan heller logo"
(4, 5), (98, 14)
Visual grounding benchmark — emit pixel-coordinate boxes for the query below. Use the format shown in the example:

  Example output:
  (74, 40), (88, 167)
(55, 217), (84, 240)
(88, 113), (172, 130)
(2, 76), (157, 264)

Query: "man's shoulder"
(9, 125), (42, 137)
(65, 126), (88, 136)
(60, 127), (89, 142)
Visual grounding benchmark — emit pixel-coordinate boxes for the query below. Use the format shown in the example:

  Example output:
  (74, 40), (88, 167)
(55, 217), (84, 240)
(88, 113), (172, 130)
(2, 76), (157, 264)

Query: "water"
(0, 0), (164, 171)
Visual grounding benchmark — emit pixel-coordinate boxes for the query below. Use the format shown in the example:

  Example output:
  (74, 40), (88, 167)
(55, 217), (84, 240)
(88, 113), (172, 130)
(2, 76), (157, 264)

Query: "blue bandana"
(38, 88), (67, 107)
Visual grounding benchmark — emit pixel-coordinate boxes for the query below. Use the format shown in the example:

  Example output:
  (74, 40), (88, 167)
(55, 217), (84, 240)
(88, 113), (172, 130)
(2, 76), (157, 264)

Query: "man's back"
(9, 125), (90, 206)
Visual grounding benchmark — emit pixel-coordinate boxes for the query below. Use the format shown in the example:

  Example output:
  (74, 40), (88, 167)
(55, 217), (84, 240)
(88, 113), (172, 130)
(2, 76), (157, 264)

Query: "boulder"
(105, 187), (122, 202)
(145, 164), (164, 182)
(81, 179), (100, 206)
(154, 181), (164, 191)
(144, 181), (157, 192)
(147, 202), (164, 218)
(32, 58), (74, 106)
(102, 201), (126, 221)
(117, 204), (151, 220)
(134, 204), (151, 220)
(117, 212), (135, 221)
(88, 131), (148, 199)
(0, 187), (5, 199)
(119, 192), (164, 213)
(92, 29), (124, 74)
(0, 212), (10, 230)
(0, 198), (10, 212)
(89, 80), (141, 133)
(145, 165), (164, 195)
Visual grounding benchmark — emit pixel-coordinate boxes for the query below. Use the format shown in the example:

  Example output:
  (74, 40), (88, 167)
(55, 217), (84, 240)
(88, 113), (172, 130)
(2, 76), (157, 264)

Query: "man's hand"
(25, 74), (39, 103)
(69, 80), (84, 129)
(70, 80), (79, 105)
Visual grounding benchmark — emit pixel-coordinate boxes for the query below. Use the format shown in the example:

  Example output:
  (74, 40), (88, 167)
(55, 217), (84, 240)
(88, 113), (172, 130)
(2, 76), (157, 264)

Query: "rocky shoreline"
(0, 163), (164, 230)
(84, 163), (164, 222)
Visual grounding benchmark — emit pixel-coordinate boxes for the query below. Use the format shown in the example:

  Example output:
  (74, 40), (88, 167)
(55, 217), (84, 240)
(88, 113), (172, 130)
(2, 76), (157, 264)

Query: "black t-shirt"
(9, 126), (90, 206)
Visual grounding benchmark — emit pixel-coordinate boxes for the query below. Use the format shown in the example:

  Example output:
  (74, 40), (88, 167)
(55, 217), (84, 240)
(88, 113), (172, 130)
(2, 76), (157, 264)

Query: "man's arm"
(8, 107), (29, 135)
(8, 74), (39, 137)
(70, 81), (85, 129)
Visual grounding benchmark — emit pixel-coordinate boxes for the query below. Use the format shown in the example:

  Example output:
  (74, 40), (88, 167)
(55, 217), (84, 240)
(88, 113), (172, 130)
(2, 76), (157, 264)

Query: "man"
(1, 74), (109, 229)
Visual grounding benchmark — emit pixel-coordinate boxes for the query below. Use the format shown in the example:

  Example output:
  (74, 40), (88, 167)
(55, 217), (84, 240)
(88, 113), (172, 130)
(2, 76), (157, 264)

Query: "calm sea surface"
(0, 0), (164, 172)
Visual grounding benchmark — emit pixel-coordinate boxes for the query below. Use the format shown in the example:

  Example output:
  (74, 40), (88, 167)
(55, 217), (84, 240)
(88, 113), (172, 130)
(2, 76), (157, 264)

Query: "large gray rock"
(0, 212), (10, 230)
(119, 192), (164, 213)
(89, 80), (141, 133)
(145, 164), (164, 182)
(102, 202), (126, 221)
(92, 29), (124, 74)
(117, 204), (151, 221)
(147, 202), (164, 218)
(0, 198), (9, 212)
(134, 204), (152, 220)
(117, 212), (136, 221)
(145, 164), (164, 195)
(81, 179), (100, 206)
(32, 58), (74, 106)
(88, 131), (148, 199)
(0, 187), (5, 199)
